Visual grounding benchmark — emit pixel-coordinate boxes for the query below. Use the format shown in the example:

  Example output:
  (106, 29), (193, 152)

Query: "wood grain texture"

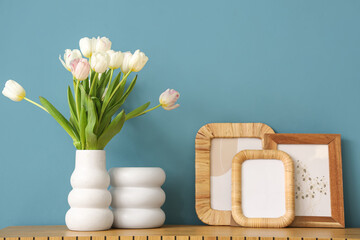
(190, 236), (202, 240)
(177, 236), (190, 240)
(135, 236), (147, 240)
(148, 236), (161, 240)
(162, 236), (175, 240)
(218, 236), (231, 240)
(264, 133), (345, 228)
(92, 236), (105, 240)
(203, 237), (216, 240)
(120, 236), (133, 240)
(0, 225), (358, 239)
(106, 236), (118, 240)
(232, 237), (245, 240)
(232, 150), (295, 228)
(195, 123), (275, 226)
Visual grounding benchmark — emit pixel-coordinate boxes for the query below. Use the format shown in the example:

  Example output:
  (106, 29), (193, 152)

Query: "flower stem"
(99, 71), (131, 121)
(75, 79), (80, 120)
(107, 71), (131, 103)
(96, 71), (131, 133)
(89, 72), (98, 96)
(24, 97), (49, 113)
(142, 104), (161, 114)
(108, 69), (114, 88)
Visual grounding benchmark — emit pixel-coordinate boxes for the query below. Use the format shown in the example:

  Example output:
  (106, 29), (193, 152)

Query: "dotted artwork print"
(278, 144), (331, 217)
(295, 159), (328, 200)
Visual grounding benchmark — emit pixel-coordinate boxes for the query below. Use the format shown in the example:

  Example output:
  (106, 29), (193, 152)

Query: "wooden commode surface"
(1, 225), (360, 239)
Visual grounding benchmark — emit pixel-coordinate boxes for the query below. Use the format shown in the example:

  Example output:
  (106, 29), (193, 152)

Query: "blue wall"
(0, 0), (359, 228)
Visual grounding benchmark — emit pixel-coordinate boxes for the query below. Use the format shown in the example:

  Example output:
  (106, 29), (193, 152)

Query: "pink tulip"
(70, 58), (90, 81)
(159, 89), (180, 110)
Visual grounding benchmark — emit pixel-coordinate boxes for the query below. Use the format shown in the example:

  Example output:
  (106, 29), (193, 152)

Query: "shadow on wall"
(341, 137), (353, 226)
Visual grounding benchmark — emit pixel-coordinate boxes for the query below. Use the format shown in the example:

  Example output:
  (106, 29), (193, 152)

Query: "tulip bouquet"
(3, 36), (180, 150)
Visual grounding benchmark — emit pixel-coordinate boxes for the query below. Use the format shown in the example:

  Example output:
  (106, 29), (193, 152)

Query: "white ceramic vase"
(66, 150), (114, 231)
(109, 167), (166, 228)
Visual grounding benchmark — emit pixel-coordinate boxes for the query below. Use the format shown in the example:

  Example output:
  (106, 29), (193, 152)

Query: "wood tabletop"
(1, 225), (360, 239)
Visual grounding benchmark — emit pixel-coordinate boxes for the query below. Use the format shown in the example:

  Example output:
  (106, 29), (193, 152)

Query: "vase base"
(66, 208), (114, 231)
(112, 208), (165, 229)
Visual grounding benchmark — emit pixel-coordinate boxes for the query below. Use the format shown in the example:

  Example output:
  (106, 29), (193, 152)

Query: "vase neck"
(75, 150), (106, 169)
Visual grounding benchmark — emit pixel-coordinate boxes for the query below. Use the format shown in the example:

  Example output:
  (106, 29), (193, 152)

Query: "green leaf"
(69, 115), (80, 135)
(39, 96), (79, 142)
(67, 86), (79, 135)
(75, 81), (81, 117)
(91, 96), (102, 116)
(89, 72), (100, 96)
(79, 105), (87, 149)
(125, 102), (150, 121)
(115, 75), (137, 107)
(73, 141), (81, 149)
(97, 110), (126, 149)
(97, 70), (111, 99)
(83, 78), (90, 93)
(79, 84), (88, 111)
(67, 86), (77, 120)
(109, 74), (131, 108)
(96, 101), (121, 135)
(103, 71), (121, 106)
(85, 97), (98, 149)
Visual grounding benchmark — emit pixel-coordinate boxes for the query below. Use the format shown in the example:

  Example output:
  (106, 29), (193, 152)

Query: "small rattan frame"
(232, 149), (295, 228)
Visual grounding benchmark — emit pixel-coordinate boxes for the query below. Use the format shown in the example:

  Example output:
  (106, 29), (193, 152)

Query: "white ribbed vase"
(109, 167), (166, 228)
(66, 150), (114, 231)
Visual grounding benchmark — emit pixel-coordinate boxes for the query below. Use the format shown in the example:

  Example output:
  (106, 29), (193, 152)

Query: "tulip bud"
(59, 49), (82, 71)
(95, 36), (112, 53)
(70, 58), (90, 81)
(128, 49), (149, 72)
(2, 80), (26, 102)
(159, 89), (180, 110)
(79, 37), (96, 58)
(107, 50), (124, 70)
(120, 51), (132, 74)
(90, 52), (110, 73)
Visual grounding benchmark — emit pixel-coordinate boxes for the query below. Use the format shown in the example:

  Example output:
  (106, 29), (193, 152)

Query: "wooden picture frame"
(232, 149), (295, 228)
(264, 133), (344, 228)
(195, 123), (275, 225)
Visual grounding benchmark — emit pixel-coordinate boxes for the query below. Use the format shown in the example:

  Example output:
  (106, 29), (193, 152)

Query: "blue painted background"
(0, 0), (359, 228)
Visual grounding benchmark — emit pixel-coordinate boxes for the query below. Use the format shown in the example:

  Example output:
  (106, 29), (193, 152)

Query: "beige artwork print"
(210, 138), (262, 210)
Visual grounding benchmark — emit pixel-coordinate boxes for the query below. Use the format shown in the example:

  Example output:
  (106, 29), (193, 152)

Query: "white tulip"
(128, 49), (149, 72)
(95, 37), (112, 53)
(159, 89), (180, 110)
(107, 50), (124, 70)
(120, 51), (132, 74)
(59, 49), (82, 71)
(2, 80), (26, 102)
(91, 52), (110, 73)
(79, 37), (96, 58)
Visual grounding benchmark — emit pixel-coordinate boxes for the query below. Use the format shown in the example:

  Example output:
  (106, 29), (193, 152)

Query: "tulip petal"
(163, 104), (180, 111)
(59, 55), (70, 71)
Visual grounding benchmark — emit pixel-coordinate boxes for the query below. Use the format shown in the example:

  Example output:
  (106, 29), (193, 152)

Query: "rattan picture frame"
(231, 149), (295, 228)
(264, 133), (344, 228)
(195, 123), (275, 225)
